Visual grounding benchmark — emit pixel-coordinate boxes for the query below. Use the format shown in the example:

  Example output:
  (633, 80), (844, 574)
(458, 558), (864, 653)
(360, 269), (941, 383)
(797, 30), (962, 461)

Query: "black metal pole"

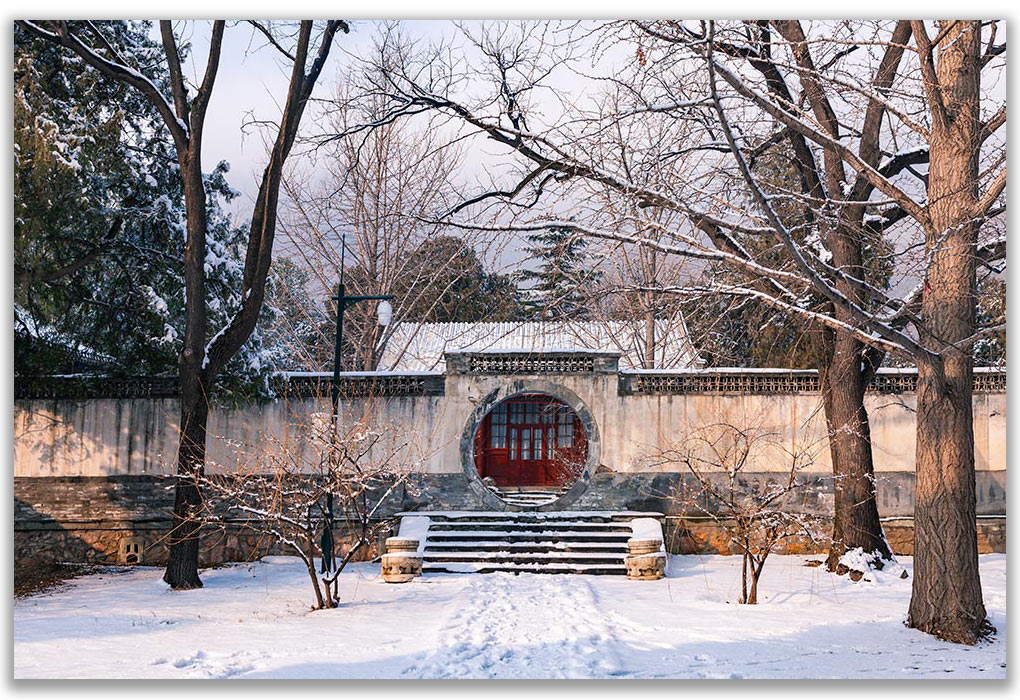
(330, 287), (394, 413)
(331, 282), (345, 413)
(323, 284), (393, 597)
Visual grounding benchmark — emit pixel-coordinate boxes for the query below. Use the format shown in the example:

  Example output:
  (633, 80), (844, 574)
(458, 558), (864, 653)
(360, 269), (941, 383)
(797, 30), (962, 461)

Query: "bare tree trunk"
(747, 567), (759, 605)
(911, 359), (985, 642)
(907, 20), (987, 645)
(162, 383), (208, 589)
(164, 155), (210, 590)
(764, 20), (896, 574)
(643, 308), (655, 369)
(304, 556), (326, 610)
(821, 335), (891, 570)
(739, 550), (748, 604)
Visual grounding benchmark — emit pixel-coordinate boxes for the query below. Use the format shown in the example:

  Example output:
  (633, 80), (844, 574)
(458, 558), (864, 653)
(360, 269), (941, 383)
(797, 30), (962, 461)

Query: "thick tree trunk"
(910, 359), (985, 643)
(820, 334), (891, 571)
(907, 20), (987, 644)
(817, 221), (891, 574)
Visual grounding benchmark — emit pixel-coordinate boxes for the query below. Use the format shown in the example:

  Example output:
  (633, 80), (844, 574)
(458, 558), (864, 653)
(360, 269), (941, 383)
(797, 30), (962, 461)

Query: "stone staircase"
(392, 511), (664, 576)
(485, 486), (568, 507)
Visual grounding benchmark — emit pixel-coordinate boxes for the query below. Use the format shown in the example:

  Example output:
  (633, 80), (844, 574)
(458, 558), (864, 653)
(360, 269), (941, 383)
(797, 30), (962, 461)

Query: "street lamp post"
(331, 282), (394, 412)
(321, 283), (393, 602)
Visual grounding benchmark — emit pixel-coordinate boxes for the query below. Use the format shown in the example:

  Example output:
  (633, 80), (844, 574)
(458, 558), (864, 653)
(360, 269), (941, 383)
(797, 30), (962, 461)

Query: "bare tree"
(699, 20), (1004, 643)
(280, 95), (511, 371)
(200, 397), (423, 609)
(579, 194), (702, 369)
(349, 19), (1004, 642)
(17, 20), (348, 589)
(663, 416), (824, 604)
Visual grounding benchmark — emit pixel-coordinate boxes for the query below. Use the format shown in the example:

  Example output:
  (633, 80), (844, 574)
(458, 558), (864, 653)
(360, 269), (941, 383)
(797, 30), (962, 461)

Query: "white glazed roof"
(377, 320), (703, 372)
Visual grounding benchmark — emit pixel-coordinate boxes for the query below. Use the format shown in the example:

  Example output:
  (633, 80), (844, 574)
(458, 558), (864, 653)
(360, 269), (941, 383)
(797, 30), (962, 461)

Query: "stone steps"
(400, 511), (655, 523)
(423, 551), (627, 564)
(428, 521), (633, 533)
(425, 532), (633, 543)
(422, 562), (628, 575)
(424, 542), (628, 554)
(392, 510), (663, 576)
(486, 487), (567, 507)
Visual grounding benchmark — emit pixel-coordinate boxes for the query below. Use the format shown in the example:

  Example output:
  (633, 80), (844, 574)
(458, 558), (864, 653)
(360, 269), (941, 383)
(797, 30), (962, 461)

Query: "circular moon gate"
(460, 381), (601, 510)
(473, 393), (588, 488)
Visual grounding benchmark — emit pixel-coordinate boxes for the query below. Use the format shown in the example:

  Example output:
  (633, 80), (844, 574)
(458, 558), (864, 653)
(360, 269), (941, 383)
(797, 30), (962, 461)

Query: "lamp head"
(377, 299), (393, 327)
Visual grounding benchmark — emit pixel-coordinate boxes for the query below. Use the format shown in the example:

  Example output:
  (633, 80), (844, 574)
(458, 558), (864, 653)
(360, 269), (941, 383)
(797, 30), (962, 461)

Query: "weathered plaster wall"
(13, 394), (447, 477)
(13, 365), (1006, 566)
(14, 376), (1006, 477)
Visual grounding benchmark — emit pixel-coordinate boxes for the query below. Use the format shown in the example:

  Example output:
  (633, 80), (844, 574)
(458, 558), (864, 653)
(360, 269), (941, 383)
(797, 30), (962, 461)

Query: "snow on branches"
(197, 397), (426, 610)
(656, 407), (826, 604)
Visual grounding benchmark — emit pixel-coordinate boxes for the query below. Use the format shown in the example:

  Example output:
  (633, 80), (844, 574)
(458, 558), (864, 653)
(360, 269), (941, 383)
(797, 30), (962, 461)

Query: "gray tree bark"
(907, 20), (988, 644)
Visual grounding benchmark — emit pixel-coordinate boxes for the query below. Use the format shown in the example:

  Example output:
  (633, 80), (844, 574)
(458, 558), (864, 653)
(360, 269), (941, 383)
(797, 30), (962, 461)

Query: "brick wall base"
(15, 475), (1004, 568)
(14, 522), (385, 568)
(16, 517), (1004, 570)
(665, 518), (1006, 556)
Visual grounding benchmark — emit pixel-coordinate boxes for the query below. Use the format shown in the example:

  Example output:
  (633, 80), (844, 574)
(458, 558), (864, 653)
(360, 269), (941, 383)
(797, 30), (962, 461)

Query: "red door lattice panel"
(474, 394), (587, 487)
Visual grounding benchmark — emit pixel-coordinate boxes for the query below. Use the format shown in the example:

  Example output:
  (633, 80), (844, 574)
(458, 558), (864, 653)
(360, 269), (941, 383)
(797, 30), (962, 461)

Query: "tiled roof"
(378, 320), (703, 372)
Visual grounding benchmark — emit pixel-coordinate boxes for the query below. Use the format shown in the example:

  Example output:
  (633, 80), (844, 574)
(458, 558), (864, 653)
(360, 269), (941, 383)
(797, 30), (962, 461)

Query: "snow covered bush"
(198, 397), (426, 609)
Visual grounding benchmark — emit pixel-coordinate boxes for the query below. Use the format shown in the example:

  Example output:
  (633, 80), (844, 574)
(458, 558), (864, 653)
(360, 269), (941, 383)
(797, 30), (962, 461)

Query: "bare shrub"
(200, 397), (425, 609)
(661, 417), (825, 604)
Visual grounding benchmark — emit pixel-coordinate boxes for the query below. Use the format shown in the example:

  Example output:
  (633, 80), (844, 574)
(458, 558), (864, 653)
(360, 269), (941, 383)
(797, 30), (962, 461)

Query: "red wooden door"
(476, 395), (586, 487)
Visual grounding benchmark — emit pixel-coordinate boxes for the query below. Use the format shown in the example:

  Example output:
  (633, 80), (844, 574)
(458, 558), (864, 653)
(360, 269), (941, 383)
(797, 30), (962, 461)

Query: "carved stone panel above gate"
(445, 351), (621, 376)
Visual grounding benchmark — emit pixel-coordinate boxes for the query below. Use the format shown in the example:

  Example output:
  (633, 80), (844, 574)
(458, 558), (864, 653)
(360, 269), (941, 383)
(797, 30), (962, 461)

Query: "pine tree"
(517, 225), (599, 320)
(14, 21), (284, 401)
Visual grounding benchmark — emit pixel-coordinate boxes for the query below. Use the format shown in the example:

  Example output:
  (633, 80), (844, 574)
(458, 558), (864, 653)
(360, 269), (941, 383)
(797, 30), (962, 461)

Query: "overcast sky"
(167, 21), (458, 212)
(166, 19), (605, 278)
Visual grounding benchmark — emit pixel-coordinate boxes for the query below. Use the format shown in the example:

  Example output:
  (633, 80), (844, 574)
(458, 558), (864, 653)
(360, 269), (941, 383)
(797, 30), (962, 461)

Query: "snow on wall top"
(378, 320), (704, 372)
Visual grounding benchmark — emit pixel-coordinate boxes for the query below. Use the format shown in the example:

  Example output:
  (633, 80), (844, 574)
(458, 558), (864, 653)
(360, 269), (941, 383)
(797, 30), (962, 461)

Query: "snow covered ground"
(14, 554), (1006, 679)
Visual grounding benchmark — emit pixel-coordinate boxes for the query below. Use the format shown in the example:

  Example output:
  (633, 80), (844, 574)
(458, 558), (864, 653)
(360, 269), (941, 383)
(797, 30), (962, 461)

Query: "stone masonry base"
(665, 518), (1006, 557)
(14, 517), (1005, 569)
(15, 475), (1005, 567)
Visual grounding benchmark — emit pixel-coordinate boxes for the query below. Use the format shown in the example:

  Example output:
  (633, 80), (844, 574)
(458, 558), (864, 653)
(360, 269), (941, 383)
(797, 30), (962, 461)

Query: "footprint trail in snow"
(404, 573), (626, 678)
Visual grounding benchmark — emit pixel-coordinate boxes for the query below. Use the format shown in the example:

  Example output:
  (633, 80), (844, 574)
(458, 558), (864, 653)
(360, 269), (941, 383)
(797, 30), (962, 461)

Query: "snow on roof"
(378, 320), (703, 372)
(14, 305), (117, 368)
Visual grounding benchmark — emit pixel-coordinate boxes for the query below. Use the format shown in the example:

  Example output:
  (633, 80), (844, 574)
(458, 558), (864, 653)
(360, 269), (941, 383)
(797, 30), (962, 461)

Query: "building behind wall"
(14, 321), (1007, 567)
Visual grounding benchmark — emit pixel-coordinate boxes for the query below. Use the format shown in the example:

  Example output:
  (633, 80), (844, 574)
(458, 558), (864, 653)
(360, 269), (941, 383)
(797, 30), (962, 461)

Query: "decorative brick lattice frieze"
(625, 372), (819, 395)
(15, 366), (1004, 399)
(468, 353), (595, 374)
(621, 369), (1006, 395)
(14, 375), (181, 400)
(14, 373), (445, 400)
(973, 370), (1007, 393)
(279, 374), (444, 398)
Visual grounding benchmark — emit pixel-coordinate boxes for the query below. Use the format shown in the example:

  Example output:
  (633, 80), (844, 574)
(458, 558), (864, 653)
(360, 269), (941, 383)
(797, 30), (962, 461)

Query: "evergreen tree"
(517, 225), (600, 320)
(14, 21), (281, 400)
(14, 20), (180, 376)
(332, 235), (524, 370)
(399, 236), (523, 323)
(974, 277), (1005, 366)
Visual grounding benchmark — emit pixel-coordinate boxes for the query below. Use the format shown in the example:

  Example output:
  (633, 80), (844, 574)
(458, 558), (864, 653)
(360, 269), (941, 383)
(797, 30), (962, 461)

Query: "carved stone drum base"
(381, 553), (422, 583)
(626, 552), (666, 580)
(382, 537), (422, 583)
(627, 539), (662, 556)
